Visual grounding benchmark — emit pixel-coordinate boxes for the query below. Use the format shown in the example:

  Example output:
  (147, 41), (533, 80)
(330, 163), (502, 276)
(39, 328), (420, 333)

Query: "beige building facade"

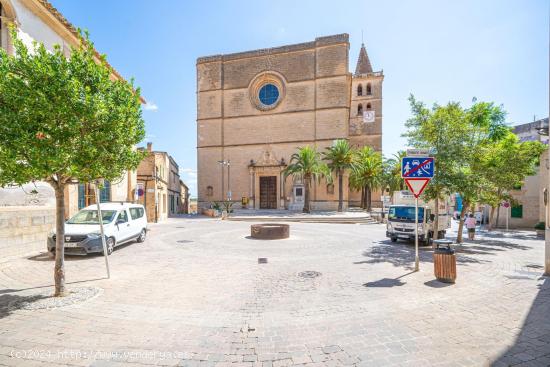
(180, 180), (190, 214)
(492, 118), (549, 229)
(196, 34), (383, 211)
(136, 144), (190, 221)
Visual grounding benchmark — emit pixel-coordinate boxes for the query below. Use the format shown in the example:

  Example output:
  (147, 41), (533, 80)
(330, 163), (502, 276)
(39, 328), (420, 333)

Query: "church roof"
(355, 43), (373, 75)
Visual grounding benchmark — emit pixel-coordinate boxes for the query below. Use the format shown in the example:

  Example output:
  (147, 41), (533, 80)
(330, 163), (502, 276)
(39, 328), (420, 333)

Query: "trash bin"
(433, 239), (456, 283)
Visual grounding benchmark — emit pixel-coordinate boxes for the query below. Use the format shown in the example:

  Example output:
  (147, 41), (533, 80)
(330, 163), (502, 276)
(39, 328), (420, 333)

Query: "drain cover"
(177, 240), (193, 244)
(299, 271), (322, 278)
(258, 258), (268, 264)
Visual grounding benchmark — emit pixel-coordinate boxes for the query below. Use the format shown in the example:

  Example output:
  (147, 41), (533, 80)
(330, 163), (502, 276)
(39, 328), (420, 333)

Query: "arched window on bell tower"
(366, 103), (372, 110)
(366, 83), (372, 95)
(357, 104), (363, 116)
(357, 84), (363, 96)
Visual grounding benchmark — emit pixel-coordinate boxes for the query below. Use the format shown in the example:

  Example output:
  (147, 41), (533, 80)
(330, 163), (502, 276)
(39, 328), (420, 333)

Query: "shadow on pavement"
(492, 277), (550, 366)
(364, 278), (405, 287)
(355, 240), (485, 269)
(363, 271), (415, 288)
(0, 293), (47, 319)
(0, 277), (106, 295)
(424, 279), (453, 288)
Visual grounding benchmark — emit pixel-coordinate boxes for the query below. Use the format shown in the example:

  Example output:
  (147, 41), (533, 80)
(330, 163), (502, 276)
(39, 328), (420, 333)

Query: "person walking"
(465, 213), (477, 240)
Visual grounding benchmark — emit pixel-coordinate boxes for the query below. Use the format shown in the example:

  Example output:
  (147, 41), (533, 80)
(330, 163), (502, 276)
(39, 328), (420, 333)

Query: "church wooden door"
(259, 176), (277, 209)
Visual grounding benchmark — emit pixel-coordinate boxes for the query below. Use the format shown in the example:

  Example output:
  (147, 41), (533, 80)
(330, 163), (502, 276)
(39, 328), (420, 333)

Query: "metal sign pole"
(94, 183), (110, 279)
(415, 196), (419, 271)
(506, 205), (509, 231)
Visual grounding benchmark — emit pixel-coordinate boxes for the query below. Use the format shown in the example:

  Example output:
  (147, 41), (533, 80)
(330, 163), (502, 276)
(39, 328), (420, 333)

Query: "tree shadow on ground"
(355, 240), (485, 270)
(0, 278), (106, 295)
(0, 293), (47, 320)
(27, 251), (101, 262)
(492, 277), (550, 366)
(451, 239), (533, 261)
(479, 230), (539, 242)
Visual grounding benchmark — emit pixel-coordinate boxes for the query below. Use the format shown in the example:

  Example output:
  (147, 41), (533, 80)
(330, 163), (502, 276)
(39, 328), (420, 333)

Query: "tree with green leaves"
(474, 132), (545, 230)
(0, 30), (145, 296)
(284, 146), (331, 213)
(404, 95), (510, 241)
(404, 96), (469, 238)
(349, 147), (383, 211)
(323, 139), (354, 212)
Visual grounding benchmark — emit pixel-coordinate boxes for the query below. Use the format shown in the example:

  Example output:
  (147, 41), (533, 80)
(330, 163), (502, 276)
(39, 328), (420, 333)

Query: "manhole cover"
(177, 240), (194, 244)
(258, 258), (268, 264)
(298, 271), (322, 278)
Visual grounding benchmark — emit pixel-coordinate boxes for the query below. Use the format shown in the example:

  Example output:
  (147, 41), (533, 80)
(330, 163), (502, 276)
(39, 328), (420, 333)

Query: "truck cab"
(385, 191), (450, 245)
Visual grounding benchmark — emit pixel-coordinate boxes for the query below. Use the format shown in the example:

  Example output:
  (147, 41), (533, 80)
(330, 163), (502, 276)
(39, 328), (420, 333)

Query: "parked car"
(47, 202), (147, 256)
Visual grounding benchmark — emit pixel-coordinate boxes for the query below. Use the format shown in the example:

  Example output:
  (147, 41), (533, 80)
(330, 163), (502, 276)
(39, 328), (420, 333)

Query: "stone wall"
(0, 206), (55, 261)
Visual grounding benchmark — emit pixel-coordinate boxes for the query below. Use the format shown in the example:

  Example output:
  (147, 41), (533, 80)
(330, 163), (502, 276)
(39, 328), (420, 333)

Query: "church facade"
(196, 34), (383, 211)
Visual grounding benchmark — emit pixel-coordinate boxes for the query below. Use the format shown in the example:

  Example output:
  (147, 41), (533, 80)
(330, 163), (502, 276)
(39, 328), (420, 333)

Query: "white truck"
(386, 191), (451, 244)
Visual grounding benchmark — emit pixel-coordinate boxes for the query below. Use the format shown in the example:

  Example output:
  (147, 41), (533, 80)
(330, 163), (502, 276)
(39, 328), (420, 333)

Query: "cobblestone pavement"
(0, 218), (548, 367)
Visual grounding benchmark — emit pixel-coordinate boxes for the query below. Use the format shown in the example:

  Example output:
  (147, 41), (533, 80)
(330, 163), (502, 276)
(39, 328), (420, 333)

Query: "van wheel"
(137, 229), (146, 243)
(390, 237), (397, 242)
(104, 237), (114, 255)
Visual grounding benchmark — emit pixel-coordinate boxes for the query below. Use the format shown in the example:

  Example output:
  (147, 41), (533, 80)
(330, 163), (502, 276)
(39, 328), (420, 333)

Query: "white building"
(0, 0), (138, 259)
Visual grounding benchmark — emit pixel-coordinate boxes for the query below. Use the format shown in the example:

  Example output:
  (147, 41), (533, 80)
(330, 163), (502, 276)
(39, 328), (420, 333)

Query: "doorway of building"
(259, 176), (277, 209)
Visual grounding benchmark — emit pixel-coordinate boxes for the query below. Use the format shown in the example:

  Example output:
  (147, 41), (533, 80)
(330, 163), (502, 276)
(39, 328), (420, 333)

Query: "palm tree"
(323, 139), (354, 212)
(284, 146), (331, 213)
(382, 151), (407, 199)
(350, 147), (383, 211)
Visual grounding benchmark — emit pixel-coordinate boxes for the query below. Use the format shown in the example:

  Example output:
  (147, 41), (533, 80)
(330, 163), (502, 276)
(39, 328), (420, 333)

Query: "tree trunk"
(360, 187), (365, 209)
(337, 169), (343, 212)
(366, 186), (372, 212)
(456, 200), (469, 243)
(53, 182), (67, 297)
(496, 205), (500, 228)
(488, 205), (496, 231)
(434, 196), (440, 240)
(303, 175), (311, 213)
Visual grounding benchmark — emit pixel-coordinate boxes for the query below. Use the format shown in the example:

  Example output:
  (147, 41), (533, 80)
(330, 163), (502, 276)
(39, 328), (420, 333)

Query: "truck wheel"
(390, 237), (397, 242)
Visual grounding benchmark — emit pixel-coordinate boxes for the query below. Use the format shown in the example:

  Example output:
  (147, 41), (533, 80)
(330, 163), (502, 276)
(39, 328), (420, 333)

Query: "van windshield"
(67, 210), (117, 224)
(388, 206), (424, 222)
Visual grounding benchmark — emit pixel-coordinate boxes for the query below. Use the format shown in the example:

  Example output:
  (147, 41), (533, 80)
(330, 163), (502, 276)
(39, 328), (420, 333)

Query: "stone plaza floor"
(0, 218), (549, 367)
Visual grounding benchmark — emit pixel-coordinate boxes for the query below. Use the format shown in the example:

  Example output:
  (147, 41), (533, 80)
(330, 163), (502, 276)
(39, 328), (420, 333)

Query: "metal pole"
(415, 196), (419, 271)
(94, 182), (110, 279)
(227, 161), (231, 201)
(506, 205), (509, 231)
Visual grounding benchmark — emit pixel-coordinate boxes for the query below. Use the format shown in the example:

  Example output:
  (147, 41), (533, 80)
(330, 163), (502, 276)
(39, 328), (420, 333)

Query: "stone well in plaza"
(250, 223), (290, 239)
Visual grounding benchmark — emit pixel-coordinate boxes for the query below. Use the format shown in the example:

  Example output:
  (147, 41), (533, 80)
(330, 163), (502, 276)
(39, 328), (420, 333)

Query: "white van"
(47, 202), (147, 256)
(386, 191), (451, 244)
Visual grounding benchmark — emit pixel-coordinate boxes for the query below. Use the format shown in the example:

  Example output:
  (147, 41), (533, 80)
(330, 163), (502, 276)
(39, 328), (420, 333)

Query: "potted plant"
(534, 222), (545, 237)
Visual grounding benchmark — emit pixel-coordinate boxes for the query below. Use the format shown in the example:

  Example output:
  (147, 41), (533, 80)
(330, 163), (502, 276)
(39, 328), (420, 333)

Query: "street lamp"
(534, 121), (550, 275)
(217, 160), (231, 201)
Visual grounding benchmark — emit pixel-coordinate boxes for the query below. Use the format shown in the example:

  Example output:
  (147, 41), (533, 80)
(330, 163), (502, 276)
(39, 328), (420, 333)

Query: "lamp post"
(217, 160), (231, 201)
(536, 120), (550, 275)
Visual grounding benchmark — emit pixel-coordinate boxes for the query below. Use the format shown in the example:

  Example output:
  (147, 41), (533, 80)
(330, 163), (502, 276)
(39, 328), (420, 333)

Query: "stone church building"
(196, 33), (383, 211)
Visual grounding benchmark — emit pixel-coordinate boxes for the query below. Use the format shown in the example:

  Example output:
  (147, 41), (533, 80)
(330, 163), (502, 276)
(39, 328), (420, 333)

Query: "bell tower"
(349, 43), (383, 151)
(348, 41), (384, 206)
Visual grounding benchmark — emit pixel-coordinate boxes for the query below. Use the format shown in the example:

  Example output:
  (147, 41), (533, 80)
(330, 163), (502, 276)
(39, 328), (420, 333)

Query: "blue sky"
(51, 0), (549, 197)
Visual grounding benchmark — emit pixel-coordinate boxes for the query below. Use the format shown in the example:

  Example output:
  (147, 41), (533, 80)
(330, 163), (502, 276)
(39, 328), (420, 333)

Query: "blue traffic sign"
(401, 157), (434, 178)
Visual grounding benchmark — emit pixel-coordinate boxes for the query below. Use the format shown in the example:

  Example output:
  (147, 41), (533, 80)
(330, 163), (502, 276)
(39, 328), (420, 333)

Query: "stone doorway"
(259, 176), (277, 209)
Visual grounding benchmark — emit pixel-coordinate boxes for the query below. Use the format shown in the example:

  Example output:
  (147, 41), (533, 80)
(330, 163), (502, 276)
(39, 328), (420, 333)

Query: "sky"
(51, 0), (549, 197)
